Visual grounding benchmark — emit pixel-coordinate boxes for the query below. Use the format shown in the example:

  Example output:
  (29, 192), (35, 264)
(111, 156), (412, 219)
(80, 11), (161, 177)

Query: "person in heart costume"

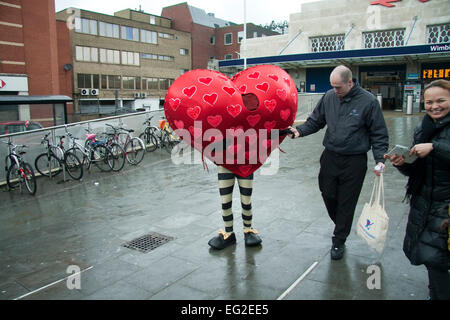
(164, 65), (298, 249)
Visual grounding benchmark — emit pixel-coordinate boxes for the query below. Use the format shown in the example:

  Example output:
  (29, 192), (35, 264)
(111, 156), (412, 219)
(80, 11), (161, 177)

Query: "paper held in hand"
(386, 144), (417, 164)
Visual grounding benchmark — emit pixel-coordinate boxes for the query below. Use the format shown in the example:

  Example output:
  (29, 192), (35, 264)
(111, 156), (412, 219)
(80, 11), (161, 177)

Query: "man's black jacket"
(296, 82), (389, 163)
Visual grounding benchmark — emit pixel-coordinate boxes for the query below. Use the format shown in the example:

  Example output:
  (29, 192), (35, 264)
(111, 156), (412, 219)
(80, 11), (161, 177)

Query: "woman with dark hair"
(385, 79), (450, 300)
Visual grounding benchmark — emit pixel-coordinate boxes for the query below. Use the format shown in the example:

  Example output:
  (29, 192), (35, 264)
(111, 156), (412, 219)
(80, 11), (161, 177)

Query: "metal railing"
(0, 110), (165, 185)
(0, 93), (321, 185)
(297, 93), (323, 119)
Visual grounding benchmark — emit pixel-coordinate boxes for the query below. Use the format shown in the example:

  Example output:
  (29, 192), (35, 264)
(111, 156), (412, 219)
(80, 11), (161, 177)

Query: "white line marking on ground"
(13, 266), (93, 300)
(277, 261), (319, 300)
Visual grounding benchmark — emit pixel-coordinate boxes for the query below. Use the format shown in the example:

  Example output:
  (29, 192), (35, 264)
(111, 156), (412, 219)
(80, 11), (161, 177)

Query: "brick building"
(0, 0), (73, 125)
(55, 8), (191, 118)
(161, 2), (279, 70)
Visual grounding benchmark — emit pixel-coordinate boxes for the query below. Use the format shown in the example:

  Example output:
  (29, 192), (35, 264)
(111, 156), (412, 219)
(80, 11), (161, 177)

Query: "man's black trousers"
(318, 149), (368, 246)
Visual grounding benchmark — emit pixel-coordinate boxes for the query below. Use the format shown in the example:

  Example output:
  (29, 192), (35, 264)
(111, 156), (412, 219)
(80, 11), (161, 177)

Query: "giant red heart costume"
(164, 65), (298, 177)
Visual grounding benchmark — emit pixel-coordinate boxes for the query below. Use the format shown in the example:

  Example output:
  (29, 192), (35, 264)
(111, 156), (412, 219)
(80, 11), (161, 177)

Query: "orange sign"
(370, 0), (429, 7)
(422, 68), (450, 79)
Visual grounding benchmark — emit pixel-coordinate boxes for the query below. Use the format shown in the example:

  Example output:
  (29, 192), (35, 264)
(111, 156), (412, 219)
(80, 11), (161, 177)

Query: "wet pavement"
(0, 111), (430, 300)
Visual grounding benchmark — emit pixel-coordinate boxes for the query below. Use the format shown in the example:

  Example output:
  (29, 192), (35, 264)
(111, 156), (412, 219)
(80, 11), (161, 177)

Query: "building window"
(224, 33), (233, 45)
(142, 53), (158, 60)
(75, 18), (97, 35)
(100, 48), (120, 64)
(149, 16), (156, 25)
(75, 46), (98, 62)
(77, 73), (91, 88)
(210, 35), (215, 45)
(310, 34), (345, 52)
(158, 55), (174, 61)
(158, 32), (174, 39)
(160, 78), (172, 90)
(141, 29), (158, 44)
(121, 51), (140, 66)
(136, 76), (141, 90)
(224, 54), (233, 60)
(180, 48), (189, 55)
(92, 74), (99, 89)
(108, 75), (121, 89)
(122, 76), (135, 90)
(99, 21), (119, 38)
(101, 75), (107, 89)
(147, 78), (159, 90)
(141, 53), (173, 62)
(238, 31), (244, 43)
(77, 74), (98, 90)
(121, 26), (139, 41)
(363, 29), (404, 48)
(427, 23), (450, 44)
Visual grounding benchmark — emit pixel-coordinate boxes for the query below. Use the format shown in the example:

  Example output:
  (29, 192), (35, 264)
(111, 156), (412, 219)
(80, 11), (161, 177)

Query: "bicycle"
(100, 126), (126, 172)
(105, 123), (145, 165)
(35, 132), (83, 181)
(158, 118), (181, 153)
(3, 140), (36, 195)
(139, 117), (180, 153)
(64, 127), (114, 172)
(139, 116), (160, 152)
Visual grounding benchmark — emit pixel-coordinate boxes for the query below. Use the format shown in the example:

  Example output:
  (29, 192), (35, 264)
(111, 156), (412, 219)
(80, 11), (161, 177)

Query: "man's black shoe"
(330, 244), (345, 260)
(208, 230), (236, 250)
(244, 228), (262, 247)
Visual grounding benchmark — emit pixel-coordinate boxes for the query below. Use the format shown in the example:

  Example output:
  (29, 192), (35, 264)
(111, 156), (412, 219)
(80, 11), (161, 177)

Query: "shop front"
(359, 65), (406, 111)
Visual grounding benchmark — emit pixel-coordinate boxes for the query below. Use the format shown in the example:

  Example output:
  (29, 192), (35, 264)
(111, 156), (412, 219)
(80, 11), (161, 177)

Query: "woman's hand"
(410, 143), (433, 158)
(440, 218), (450, 231)
(384, 153), (405, 166)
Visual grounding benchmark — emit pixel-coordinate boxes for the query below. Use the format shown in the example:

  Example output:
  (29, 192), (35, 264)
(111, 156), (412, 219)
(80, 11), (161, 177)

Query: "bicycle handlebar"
(2, 140), (27, 150)
(143, 116), (154, 125)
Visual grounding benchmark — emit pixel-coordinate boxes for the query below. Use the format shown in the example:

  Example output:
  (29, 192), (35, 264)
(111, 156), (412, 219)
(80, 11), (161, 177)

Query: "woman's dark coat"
(396, 113), (450, 269)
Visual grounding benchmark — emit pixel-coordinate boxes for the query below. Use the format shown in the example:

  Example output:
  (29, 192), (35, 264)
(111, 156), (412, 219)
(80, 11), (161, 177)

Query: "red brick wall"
(191, 24), (216, 69)
(214, 25), (242, 60)
(162, 3), (216, 69)
(0, 2), (26, 74)
(56, 20), (74, 115)
(0, 1), (73, 124)
(161, 3), (193, 32)
(22, 0), (60, 95)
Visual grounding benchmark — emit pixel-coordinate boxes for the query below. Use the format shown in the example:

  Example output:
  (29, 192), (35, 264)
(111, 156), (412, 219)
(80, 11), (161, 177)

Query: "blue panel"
(219, 43), (450, 67)
(359, 64), (406, 73)
(306, 67), (334, 93)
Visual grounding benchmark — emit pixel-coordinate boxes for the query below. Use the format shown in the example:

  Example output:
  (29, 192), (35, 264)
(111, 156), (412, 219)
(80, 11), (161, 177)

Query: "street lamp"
(243, 0), (247, 69)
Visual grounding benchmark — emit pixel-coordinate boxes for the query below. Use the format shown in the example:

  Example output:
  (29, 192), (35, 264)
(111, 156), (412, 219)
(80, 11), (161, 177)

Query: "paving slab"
(0, 112), (431, 301)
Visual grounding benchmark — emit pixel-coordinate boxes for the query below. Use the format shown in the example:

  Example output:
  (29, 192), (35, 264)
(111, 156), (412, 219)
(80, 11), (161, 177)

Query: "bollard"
(376, 94), (382, 109)
(406, 95), (413, 115)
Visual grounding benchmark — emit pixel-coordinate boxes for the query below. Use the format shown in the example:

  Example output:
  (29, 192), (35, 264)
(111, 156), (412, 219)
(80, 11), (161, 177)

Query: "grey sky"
(54, 0), (320, 26)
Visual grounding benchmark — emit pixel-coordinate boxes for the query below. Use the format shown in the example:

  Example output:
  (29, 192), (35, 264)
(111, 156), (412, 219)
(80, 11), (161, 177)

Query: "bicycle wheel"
(67, 147), (89, 168)
(22, 162), (37, 195)
(139, 131), (158, 152)
(6, 163), (20, 190)
(91, 144), (113, 172)
(35, 153), (63, 177)
(161, 132), (175, 154)
(108, 143), (125, 171)
(125, 137), (145, 165)
(64, 151), (83, 180)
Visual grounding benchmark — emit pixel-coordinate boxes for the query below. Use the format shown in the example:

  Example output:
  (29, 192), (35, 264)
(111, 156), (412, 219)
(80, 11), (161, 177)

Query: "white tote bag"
(356, 174), (389, 254)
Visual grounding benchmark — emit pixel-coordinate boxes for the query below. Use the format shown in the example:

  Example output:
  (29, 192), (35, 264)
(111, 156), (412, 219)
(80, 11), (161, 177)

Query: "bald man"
(288, 65), (389, 260)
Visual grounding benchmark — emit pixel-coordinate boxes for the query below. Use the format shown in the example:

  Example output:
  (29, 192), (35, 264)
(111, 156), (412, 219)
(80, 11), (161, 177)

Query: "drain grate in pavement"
(122, 232), (174, 253)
